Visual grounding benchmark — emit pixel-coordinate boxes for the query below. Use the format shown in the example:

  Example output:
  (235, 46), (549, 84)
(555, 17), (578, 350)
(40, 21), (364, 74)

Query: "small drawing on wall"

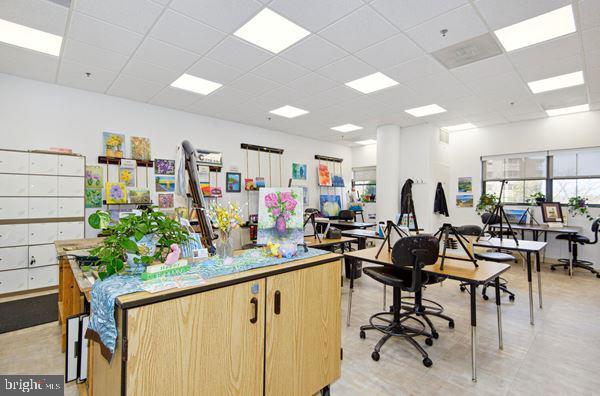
(456, 194), (473, 208)
(458, 177), (472, 192)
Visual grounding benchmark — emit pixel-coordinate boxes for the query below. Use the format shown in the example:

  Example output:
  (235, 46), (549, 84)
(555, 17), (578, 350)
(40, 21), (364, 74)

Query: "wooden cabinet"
(28, 265), (58, 289)
(30, 153), (58, 175)
(0, 174), (28, 196)
(59, 198), (84, 217)
(59, 156), (85, 176)
(29, 244), (58, 267)
(0, 224), (28, 247)
(29, 197), (58, 218)
(0, 150), (28, 174)
(29, 223), (59, 245)
(0, 246), (28, 270)
(0, 197), (28, 219)
(29, 175), (58, 196)
(58, 177), (84, 197)
(58, 222), (84, 240)
(0, 268), (28, 293)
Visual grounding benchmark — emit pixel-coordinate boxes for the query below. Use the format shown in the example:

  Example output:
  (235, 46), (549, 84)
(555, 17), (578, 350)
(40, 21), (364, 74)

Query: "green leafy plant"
(476, 193), (498, 215)
(567, 196), (594, 221)
(88, 209), (190, 280)
(526, 192), (546, 206)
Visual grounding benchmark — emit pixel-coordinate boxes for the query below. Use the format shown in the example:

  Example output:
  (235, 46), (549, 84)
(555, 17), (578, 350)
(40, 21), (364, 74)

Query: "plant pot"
(217, 234), (234, 260)
(535, 197), (546, 205)
(275, 215), (287, 234)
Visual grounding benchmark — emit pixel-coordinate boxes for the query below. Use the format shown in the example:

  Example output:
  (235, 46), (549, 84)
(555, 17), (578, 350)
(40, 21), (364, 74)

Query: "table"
(344, 247), (510, 382)
(473, 237), (547, 325)
(304, 235), (356, 251)
(341, 229), (384, 249)
(315, 218), (377, 231)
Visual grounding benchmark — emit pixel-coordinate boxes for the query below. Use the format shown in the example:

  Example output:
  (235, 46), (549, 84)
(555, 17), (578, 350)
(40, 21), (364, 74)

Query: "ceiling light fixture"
(331, 124), (363, 132)
(355, 139), (377, 145)
(441, 123), (476, 132)
(0, 18), (62, 56)
(494, 5), (576, 52)
(345, 72), (399, 94)
(405, 104), (447, 117)
(528, 71), (584, 94)
(269, 105), (309, 118)
(171, 74), (222, 95)
(545, 103), (589, 117)
(234, 8), (310, 54)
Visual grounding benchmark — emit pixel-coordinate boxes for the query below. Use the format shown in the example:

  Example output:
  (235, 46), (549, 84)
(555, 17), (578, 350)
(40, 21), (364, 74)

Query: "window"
(550, 148), (600, 204)
(352, 166), (376, 202)
(482, 153), (546, 203)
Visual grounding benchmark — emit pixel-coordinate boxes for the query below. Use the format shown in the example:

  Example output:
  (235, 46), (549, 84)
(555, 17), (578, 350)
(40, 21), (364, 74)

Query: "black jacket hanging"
(433, 182), (449, 217)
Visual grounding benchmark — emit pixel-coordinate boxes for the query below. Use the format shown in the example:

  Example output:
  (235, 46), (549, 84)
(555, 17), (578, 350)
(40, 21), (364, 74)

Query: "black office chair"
(359, 235), (439, 367)
(551, 218), (600, 278)
(338, 209), (354, 221)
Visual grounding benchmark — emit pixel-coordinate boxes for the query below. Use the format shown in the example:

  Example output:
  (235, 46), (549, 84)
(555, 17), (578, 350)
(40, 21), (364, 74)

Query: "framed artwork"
(103, 132), (125, 158)
(318, 164), (331, 186)
(211, 187), (222, 197)
(85, 166), (103, 189)
(155, 159), (175, 175)
(456, 194), (473, 207)
(119, 159), (136, 187)
(505, 208), (528, 224)
(85, 189), (102, 208)
(257, 188), (304, 246)
(292, 163), (307, 180)
(128, 188), (150, 204)
(197, 165), (210, 183)
(244, 178), (255, 191)
(319, 194), (341, 217)
(541, 202), (563, 223)
(130, 136), (151, 160)
(332, 175), (345, 187)
(105, 182), (127, 204)
(158, 193), (174, 209)
(255, 177), (266, 188)
(226, 172), (241, 192)
(458, 177), (472, 192)
(155, 175), (175, 192)
(301, 186), (309, 206)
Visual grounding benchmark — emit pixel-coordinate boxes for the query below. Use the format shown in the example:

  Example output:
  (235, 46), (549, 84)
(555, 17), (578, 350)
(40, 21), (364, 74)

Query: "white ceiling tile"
(68, 12), (144, 56)
(370, 0), (469, 31)
(582, 27), (600, 53)
(75, 0), (164, 34)
(150, 10), (225, 55)
(438, 95), (498, 115)
(502, 111), (546, 122)
(170, 0), (263, 33)
(465, 71), (531, 101)
(451, 55), (514, 83)
(587, 49), (600, 70)
(280, 35), (347, 71)
(405, 4), (488, 52)
(321, 84), (367, 102)
(121, 59), (180, 84)
(107, 75), (164, 102)
(206, 37), (272, 72)
(317, 56), (375, 83)
(536, 85), (588, 109)
(368, 83), (420, 107)
(57, 59), (118, 93)
(252, 57), (309, 85)
(579, 0), (600, 30)
(151, 0), (170, 4)
(269, 0), (363, 32)
(293, 90), (342, 110)
(494, 95), (542, 115)
(0, 0), (68, 35)
(319, 6), (398, 53)
(508, 33), (580, 70)
(228, 73), (282, 95)
(285, 73), (338, 96)
(589, 67), (600, 94)
(0, 42), (58, 83)
(150, 86), (204, 110)
(404, 71), (471, 101)
(517, 55), (583, 82)
(474, 0), (571, 30)
(253, 85), (306, 109)
(383, 55), (445, 83)
(62, 39), (129, 72)
(187, 58), (243, 84)
(207, 86), (255, 106)
(355, 34), (423, 69)
(134, 38), (199, 73)
(471, 114), (509, 127)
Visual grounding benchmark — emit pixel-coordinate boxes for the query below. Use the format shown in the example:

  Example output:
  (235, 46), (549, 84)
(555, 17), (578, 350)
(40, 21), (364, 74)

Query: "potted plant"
(567, 196), (594, 221)
(527, 192), (546, 206)
(476, 193), (498, 215)
(88, 209), (191, 279)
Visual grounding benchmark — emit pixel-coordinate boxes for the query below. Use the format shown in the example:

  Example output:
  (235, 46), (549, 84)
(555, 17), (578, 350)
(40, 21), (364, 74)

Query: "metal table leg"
(495, 277), (503, 350)
(536, 251), (543, 309)
(569, 236), (574, 278)
(346, 257), (355, 327)
(526, 252), (534, 325)
(383, 285), (387, 310)
(470, 283), (477, 382)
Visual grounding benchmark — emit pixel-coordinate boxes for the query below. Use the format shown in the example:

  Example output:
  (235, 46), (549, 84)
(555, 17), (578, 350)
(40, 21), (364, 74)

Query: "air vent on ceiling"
(431, 33), (503, 69)
(439, 129), (449, 144)
(47, 0), (71, 7)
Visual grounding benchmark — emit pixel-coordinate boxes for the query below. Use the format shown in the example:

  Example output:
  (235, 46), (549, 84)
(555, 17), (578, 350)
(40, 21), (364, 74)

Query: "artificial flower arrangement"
(207, 202), (243, 259)
(264, 190), (298, 234)
(567, 196), (594, 220)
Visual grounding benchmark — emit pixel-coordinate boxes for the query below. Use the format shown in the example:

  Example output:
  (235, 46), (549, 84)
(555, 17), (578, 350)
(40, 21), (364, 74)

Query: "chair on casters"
(551, 218), (600, 278)
(359, 235), (439, 367)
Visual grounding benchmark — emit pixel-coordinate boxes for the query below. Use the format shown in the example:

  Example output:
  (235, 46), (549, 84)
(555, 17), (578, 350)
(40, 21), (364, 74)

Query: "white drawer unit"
(29, 222), (58, 245)
(0, 224), (28, 247)
(58, 221), (84, 240)
(29, 197), (58, 218)
(59, 155), (85, 176)
(29, 244), (57, 267)
(29, 153), (58, 175)
(28, 265), (58, 289)
(0, 246), (29, 270)
(58, 198), (84, 218)
(0, 197), (28, 219)
(0, 268), (28, 294)
(0, 174), (28, 196)
(0, 150), (28, 174)
(29, 175), (58, 196)
(58, 176), (84, 197)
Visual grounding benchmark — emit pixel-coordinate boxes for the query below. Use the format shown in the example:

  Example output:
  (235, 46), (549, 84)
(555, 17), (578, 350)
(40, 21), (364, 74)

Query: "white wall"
(351, 144), (376, 168)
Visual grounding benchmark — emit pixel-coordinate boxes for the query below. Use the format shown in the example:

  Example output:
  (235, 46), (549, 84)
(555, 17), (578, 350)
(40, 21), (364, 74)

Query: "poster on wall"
(155, 159), (175, 175)
(458, 177), (472, 192)
(257, 188), (303, 246)
(85, 166), (103, 189)
(226, 172), (241, 192)
(128, 188), (150, 204)
(102, 132), (125, 158)
(255, 177), (266, 188)
(292, 163), (307, 180)
(320, 194), (341, 217)
(131, 136), (151, 160)
(456, 194), (474, 207)
(105, 182), (127, 204)
(119, 159), (137, 187)
(332, 175), (345, 187)
(318, 164), (331, 186)
(244, 178), (256, 191)
(197, 165), (210, 184)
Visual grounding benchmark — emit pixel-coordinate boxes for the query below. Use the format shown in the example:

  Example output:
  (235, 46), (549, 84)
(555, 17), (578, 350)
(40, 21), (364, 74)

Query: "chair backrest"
(456, 225), (482, 236)
(305, 208), (320, 216)
(391, 235), (439, 293)
(338, 210), (354, 221)
(591, 218), (600, 244)
(481, 212), (500, 225)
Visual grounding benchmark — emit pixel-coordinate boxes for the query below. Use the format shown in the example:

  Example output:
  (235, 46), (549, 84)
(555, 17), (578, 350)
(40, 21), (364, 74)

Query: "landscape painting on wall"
(103, 132), (125, 158)
(155, 176), (175, 192)
(320, 194), (341, 217)
(456, 194), (474, 207)
(318, 164), (331, 186)
(128, 188), (150, 204)
(458, 177), (472, 192)
(292, 163), (307, 180)
(257, 188), (304, 246)
(131, 136), (151, 160)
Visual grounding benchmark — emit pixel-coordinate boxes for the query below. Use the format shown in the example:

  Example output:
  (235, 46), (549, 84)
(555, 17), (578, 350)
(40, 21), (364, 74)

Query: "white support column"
(376, 124), (401, 223)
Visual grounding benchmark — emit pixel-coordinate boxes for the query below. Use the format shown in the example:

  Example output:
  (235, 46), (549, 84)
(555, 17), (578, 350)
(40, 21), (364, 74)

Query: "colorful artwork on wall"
(103, 132), (125, 158)
(332, 175), (345, 187)
(226, 172), (241, 192)
(320, 194), (341, 217)
(85, 166), (103, 189)
(128, 188), (150, 204)
(130, 136), (151, 160)
(155, 159), (175, 175)
(105, 182), (127, 204)
(197, 165), (210, 183)
(244, 178), (255, 191)
(318, 164), (331, 186)
(119, 159), (136, 187)
(301, 186), (309, 206)
(255, 177), (266, 188)
(158, 193), (174, 208)
(456, 194), (474, 208)
(458, 177), (472, 192)
(85, 188), (102, 208)
(292, 163), (307, 180)
(155, 175), (175, 192)
(257, 188), (304, 246)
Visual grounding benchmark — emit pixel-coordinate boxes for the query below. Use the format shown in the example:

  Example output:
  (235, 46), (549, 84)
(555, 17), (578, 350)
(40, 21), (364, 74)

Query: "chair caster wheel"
(432, 330), (439, 339)
(596, 274), (600, 278)
(425, 337), (433, 346)
(509, 295), (515, 302)
(449, 320), (455, 329)
(371, 351), (380, 361)
(423, 357), (433, 367)
(459, 286), (466, 292)
(550, 267), (556, 271)
(482, 294), (489, 301)
(359, 330), (366, 339)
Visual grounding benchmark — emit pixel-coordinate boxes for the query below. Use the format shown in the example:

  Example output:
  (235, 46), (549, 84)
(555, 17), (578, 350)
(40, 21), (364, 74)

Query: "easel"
(434, 223), (478, 270)
(303, 211), (321, 244)
(375, 220), (410, 259)
(477, 180), (519, 245)
(398, 182), (420, 234)
(518, 207), (540, 225)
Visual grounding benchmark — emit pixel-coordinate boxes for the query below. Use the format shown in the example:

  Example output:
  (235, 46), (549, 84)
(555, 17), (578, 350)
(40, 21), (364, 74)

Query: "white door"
(0, 246), (29, 270)
(29, 244), (57, 267)
(0, 269), (28, 293)
(29, 197), (58, 218)
(0, 174), (28, 196)
(28, 265), (59, 289)
(58, 177), (84, 197)
(29, 223), (58, 245)
(29, 153), (58, 175)
(0, 198), (28, 219)
(59, 156), (85, 176)
(0, 224), (28, 247)
(29, 175), (58, 196)
(58, 198), (84, 217)
(58, 222), (84, 240)
(0, 150), (28, 174)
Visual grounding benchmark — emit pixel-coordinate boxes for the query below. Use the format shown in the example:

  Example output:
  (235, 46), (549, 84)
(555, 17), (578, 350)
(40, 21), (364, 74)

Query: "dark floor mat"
(0, 293), (58, 333)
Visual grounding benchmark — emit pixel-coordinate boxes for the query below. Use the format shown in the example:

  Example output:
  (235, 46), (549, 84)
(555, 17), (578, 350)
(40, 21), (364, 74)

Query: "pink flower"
(285, 199), (297, 211)
(284, 212), (291, 220)
(265, 193), (278, 208)
(272, 208), (281, 217)
(280, 191), (292, 202)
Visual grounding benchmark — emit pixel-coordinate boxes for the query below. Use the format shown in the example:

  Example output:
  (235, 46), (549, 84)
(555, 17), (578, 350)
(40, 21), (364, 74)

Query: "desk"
(473, 238), (547, 325)
(344, 247), (510, 382)
(341, 229), (383, 249)
(315, 218), (376, 230)
(304, 235), (356, 251)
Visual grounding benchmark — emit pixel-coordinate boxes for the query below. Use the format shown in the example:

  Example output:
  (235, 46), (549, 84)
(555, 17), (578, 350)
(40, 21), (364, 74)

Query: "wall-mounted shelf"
(241, 143), (284, 154)
(98, 156), (154, 167)
(315, 155), (343, 163)
(103, 201), (153, 206)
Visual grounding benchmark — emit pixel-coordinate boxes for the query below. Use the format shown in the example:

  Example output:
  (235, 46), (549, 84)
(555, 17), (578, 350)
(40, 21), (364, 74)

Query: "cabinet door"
(29, 244), (57, 267)
(0, 246), (29, 270)
(0, 150), (28, 174)
(58, 177), (84, 197)
(58, 222), (84, 240)
(59, 156), (84, 176)
(29, 222), (58, 245)
(0, 174), (28, 196)
(125, 279), (265, 396)
(29, 175), (58, 196)
(265, 261), (342, 396)
(0, 268), (28, 294)
(28, 265), (59, 289)
(58, 198), (84, 217)
(0, 224), (28, 247)
(30, 153), (58, 175)
(29, 198), (58, 218)
(0, 198), (28, 219)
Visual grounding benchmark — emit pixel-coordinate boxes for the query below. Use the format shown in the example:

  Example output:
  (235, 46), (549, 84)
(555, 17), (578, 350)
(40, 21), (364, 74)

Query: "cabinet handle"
(274, 290), (281, 315)
(250, 297), (258, 324)
(30, 256), (36, 266)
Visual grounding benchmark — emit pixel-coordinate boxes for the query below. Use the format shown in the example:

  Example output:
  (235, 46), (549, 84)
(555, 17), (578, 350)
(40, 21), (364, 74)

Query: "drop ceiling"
(0, 0), (598, 146)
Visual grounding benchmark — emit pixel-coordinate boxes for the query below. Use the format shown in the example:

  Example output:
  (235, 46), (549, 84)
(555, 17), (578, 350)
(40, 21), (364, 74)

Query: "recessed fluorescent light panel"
(545, 103), (589, 117)
(356, 139), (377, 145)
(345, 72), (399, 94)
(171, 74), (222, 95)
(405, 104), (447, 117)
(331, 124), (363, 132)
(269, 105), (309, 118)
(528, 71), (584, 94)
(494, 5), (576, 52)
(234, 8), (310, 54)
(0, 18), (62, 56)
(442, 123), (476, 132)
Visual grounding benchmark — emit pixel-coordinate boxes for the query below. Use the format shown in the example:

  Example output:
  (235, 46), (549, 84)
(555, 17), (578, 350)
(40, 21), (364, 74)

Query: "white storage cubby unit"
(0, 149), (85, 295)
